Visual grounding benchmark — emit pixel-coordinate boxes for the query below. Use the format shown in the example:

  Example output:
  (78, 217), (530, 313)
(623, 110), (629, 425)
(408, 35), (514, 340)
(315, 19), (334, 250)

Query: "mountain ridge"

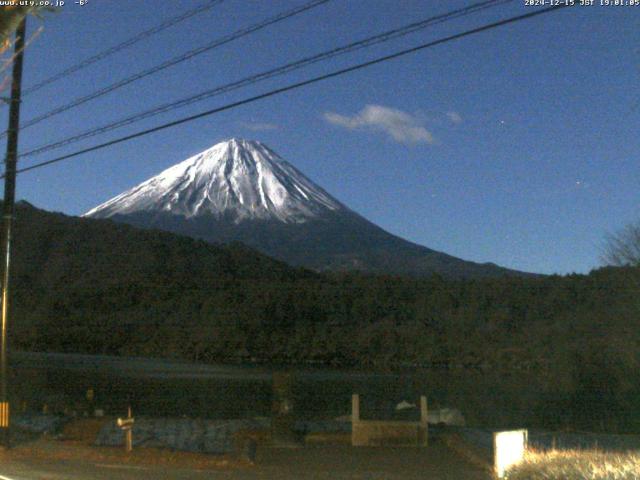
(86, 138), (533, 278)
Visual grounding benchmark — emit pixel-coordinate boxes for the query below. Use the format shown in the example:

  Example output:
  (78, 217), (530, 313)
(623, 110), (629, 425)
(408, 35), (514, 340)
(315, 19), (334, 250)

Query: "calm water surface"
(10, 351), (542, 428)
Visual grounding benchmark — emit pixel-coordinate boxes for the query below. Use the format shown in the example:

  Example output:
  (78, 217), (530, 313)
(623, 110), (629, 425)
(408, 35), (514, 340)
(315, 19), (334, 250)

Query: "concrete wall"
(352, 420), (427, 446)
(351, 394), (428, 447)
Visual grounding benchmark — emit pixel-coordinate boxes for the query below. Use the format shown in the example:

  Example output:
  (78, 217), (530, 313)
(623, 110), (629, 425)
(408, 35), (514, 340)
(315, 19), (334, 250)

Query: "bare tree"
(1, 6), (52, 47)
(0, 7), (33, 45)
(0, 7), (48, 98)
(602, 221), (640, 267)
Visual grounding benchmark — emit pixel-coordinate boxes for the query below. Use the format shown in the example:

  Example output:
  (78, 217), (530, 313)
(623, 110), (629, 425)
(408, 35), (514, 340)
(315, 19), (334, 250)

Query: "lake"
(9, 351), (551, 429)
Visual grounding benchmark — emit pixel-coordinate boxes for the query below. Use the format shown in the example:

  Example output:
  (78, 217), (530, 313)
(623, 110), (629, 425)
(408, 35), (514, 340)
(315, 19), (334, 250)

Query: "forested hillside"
(7, 202), (640, 430)
(8, 203), (637, 363)
(10, 202), (639, 367)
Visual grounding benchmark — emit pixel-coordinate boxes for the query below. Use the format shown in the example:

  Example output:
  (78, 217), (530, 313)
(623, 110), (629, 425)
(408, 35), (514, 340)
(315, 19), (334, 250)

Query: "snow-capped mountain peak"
(84, 138), (344, 223)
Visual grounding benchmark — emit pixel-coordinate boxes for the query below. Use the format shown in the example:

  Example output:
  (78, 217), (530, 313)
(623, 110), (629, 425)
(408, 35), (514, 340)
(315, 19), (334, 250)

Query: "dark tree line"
(6, 203), (640, 431)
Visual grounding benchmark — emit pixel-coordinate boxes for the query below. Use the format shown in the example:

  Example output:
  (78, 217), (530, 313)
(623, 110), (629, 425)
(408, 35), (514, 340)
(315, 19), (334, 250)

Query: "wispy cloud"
(238, 121), (279, 131)
(323, 104), (435, 145)
(446, 111), (463, 124)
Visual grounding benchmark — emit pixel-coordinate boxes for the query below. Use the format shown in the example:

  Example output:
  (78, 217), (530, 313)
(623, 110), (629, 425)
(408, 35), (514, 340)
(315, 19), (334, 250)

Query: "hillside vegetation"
(8, 202), (640, 431)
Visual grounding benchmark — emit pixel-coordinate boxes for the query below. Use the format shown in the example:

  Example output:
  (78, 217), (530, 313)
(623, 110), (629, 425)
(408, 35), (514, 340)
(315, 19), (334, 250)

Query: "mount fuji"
(85, 138), (525, 278)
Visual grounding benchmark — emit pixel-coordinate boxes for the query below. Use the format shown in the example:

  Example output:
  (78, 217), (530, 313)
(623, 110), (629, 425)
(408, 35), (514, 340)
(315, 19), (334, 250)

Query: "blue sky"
(3, 0), (638, 275)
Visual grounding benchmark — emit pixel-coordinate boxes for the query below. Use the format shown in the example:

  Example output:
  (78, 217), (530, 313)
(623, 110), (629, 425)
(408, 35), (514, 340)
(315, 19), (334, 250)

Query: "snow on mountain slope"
(84, 138), (344, 223)
(83, 138), (530, 278)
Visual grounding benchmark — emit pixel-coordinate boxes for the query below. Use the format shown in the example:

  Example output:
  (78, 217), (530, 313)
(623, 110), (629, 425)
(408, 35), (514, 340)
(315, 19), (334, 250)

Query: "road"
(0, 444), (491, 480)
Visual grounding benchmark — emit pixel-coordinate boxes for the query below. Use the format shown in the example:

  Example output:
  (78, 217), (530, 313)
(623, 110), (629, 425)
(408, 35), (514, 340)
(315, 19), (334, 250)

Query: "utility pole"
(0, 16), (27, 449)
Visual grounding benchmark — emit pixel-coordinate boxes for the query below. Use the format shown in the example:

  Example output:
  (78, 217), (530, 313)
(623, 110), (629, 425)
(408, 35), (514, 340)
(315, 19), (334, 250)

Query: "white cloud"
(446, 111), (463, 124)
(323, 104), (435, 145)
(238, 121), (279, 131)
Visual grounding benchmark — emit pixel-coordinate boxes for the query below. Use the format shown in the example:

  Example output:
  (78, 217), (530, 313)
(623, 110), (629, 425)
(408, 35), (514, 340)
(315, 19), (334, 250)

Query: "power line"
(7, 4), (570, 178)
(3, 0), (332, 137)
(21, 0), (513, 160)
(20, 0), (225, 98)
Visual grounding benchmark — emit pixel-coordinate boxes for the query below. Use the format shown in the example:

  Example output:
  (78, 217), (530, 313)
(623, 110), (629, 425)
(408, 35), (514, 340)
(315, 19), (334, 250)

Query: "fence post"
(419, 395), (428, 446)
(125, 406), (133, 452)
(351, 393), (360, 446)
(271, 372), (296, 446)
(351, 394), (360, 423)
(117, 406), (134, 453)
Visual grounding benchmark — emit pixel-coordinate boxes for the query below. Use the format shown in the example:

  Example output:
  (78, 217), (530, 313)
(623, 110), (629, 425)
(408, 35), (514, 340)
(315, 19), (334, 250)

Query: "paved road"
(0, 444), (490, 480)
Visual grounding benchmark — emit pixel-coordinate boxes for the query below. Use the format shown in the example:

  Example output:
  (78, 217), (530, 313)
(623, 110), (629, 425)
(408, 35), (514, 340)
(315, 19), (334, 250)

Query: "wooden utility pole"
(0, 16), (27, 449)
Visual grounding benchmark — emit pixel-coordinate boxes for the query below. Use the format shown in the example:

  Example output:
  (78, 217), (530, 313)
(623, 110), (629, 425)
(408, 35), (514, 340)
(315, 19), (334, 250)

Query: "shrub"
(506, 449), (640, 480)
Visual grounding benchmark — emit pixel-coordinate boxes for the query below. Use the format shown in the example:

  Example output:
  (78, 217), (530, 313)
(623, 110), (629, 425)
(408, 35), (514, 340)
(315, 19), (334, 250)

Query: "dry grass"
(506, 449), (640, 480)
